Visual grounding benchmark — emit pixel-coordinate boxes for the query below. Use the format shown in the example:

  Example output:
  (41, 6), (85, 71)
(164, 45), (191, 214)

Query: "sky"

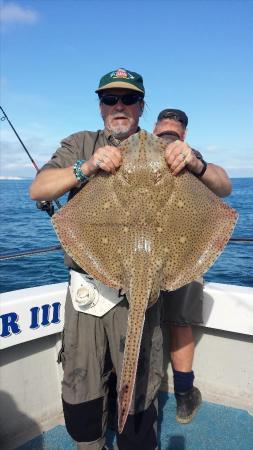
(0, 0), (253, 178)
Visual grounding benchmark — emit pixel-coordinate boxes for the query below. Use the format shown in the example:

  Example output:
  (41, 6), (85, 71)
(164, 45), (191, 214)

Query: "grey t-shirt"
(41, 129), (110, 201)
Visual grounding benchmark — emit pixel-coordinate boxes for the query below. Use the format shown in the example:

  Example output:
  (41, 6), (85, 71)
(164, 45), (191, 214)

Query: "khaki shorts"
(161, 278), (204, 326)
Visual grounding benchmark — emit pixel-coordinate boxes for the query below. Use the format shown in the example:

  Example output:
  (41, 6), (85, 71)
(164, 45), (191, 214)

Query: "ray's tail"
(118, 267), (153, 433)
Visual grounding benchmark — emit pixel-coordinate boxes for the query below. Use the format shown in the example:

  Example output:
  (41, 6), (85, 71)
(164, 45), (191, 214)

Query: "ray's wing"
(52, 173), (129, 288)
(156, 168), (238, 291)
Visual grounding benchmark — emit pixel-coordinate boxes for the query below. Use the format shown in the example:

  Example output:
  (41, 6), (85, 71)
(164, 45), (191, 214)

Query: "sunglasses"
(156, 131), (181, 140)
(100, 93), (143, 106)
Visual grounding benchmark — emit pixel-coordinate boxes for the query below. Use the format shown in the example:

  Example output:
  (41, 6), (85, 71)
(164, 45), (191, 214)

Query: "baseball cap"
(95, 68), (145, 95)
(157, 109), (188, 127)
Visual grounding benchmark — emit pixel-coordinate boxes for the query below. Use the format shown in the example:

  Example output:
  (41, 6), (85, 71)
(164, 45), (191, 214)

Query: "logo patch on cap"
(110, 69), (134, 80)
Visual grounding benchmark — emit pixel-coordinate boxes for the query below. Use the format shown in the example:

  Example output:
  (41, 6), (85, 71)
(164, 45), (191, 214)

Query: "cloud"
(0, 126), (59, 177)
(0, 2), (39, 25)
(194, 142), (253, 169)
(3, 160), (34, 169)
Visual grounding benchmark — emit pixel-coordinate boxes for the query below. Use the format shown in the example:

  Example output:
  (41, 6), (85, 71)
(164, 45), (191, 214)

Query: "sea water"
(0, 179), (252, 293)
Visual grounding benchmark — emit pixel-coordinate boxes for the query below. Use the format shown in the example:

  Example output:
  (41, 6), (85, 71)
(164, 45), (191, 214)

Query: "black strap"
(194, 158), (208, 178)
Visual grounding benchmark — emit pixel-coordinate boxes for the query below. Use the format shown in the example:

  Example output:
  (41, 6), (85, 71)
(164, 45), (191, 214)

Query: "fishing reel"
(36, 200), (55, 217)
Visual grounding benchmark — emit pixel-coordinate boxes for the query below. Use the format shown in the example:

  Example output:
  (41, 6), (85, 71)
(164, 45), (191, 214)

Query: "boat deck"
(15, 391), (253, 450)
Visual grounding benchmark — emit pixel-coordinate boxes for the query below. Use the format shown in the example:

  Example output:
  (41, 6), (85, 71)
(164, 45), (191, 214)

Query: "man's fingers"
(96, 157), (117, 174)
(92, 146), (122, 174)
(165, 140), (194, 175)
(165, 141), (180, 163)
(165, 141), (188, 165)
(167, 147), (193, 176)
(170, 158), (186, 173)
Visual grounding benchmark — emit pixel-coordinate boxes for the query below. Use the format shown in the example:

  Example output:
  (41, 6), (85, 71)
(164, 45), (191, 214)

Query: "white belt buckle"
(69, 270), (124, 317)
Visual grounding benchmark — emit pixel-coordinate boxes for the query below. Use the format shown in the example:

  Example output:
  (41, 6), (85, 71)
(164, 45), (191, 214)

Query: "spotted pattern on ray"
(52, 130), (238, 433)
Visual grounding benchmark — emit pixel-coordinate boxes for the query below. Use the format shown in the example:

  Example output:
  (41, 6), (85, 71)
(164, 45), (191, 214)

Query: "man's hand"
(165, 140), (203, 176)
(86, 145), (123, 175)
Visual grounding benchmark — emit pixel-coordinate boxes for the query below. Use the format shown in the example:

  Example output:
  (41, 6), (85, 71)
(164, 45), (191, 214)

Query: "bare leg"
(169, 325), (194, 371)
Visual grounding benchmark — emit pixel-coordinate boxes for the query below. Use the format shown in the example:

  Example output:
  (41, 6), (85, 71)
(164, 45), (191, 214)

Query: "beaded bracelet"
(73, 160), (90, 183)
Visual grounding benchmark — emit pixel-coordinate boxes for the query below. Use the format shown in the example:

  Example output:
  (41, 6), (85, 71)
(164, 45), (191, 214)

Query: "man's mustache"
(111, 113), (130, 119)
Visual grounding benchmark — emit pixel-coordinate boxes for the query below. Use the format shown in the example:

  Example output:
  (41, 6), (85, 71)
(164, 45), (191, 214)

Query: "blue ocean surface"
(0, 178), (252, 293)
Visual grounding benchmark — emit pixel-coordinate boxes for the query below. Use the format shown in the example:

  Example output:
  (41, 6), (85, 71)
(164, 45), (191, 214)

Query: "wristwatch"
(194, 157), (208, 178)
(73, 159), (90, 183)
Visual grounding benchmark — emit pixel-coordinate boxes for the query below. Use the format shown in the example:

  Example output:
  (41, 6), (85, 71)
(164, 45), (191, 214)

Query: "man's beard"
(109, 123), (132, 140)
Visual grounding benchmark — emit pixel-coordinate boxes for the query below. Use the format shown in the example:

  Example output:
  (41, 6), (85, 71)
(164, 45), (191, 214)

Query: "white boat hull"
(0, 282), (253, 449)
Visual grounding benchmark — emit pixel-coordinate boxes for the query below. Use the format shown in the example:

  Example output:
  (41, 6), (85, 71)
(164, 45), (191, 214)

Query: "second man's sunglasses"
(100, 93), (143, 106)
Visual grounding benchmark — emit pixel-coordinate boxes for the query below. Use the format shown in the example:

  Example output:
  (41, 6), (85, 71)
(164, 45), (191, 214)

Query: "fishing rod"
(0, 245), (62, 260)
(0, 105), (61, 216)
(0, 238), (252, 261)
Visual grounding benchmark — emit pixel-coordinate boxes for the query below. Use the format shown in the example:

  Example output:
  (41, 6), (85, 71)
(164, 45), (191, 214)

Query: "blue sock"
(173, 369), (194, 393)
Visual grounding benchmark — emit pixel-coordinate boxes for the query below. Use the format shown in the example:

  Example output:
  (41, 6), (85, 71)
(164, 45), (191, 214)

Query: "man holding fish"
(30, 68), (233, 450)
